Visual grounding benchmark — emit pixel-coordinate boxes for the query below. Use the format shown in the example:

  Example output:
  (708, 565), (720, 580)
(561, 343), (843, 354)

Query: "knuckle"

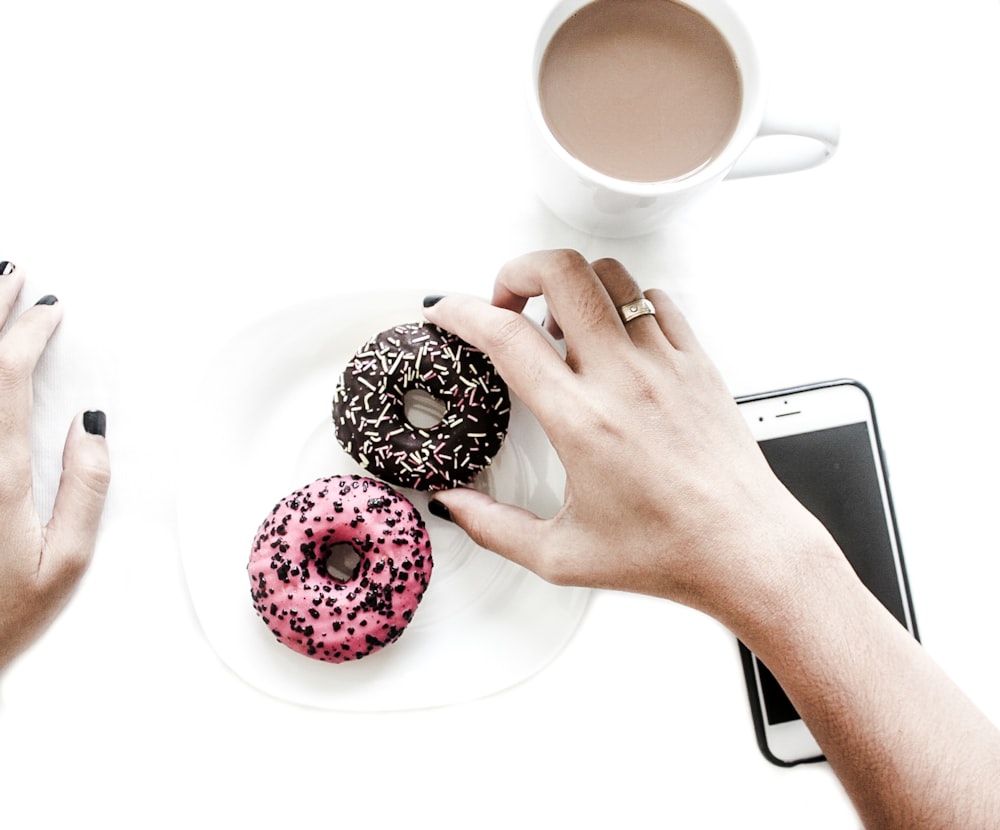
(547, 248), (590, 272)
(484, 311), (533, 355)
(70, 461), (113, 502)
(589, 256), (626, 273)
(0, 352), (29, 392)
(463, 498), (515, 548)
(541, 249), (591, 288)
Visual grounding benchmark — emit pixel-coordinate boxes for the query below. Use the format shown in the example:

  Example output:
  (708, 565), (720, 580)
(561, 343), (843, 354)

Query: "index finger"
(492, 250), (629, 361)
(422, 293), (576, 426)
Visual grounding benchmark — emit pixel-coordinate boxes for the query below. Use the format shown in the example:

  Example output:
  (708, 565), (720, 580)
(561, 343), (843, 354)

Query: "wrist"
(693, 503), (853, 649)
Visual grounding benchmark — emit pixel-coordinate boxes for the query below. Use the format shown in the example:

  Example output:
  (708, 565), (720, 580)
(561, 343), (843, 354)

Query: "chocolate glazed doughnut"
(333, 322), (511, 491)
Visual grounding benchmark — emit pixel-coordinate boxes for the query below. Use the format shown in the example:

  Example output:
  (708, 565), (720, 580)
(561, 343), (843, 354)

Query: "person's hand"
(423, 250), (839, 630)
(428, 251), (1000, 828)
(0, 262), (111, 670)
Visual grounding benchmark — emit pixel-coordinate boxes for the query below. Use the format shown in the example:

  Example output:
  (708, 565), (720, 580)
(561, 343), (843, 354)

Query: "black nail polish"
(422, 295), (445, 308)
(83, 410), (107, 437)
(428, 499), (453, 522)
(35, 294), (58, 306)
(0, 261), (14, 276)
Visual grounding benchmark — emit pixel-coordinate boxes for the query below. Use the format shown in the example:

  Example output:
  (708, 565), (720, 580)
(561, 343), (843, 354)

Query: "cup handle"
(726, 106), (840, 180)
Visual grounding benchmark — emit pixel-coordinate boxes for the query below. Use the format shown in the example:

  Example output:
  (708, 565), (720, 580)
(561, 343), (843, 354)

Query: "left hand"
(0, 263), (111, 670)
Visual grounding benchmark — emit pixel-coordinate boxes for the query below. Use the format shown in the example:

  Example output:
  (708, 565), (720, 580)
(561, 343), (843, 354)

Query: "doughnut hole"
(404, 388), (448, 429)
(322, 543), (362, 582)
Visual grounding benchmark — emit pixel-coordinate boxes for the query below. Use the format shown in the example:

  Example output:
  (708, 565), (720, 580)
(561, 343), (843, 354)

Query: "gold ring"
(619, 298), (656, 323)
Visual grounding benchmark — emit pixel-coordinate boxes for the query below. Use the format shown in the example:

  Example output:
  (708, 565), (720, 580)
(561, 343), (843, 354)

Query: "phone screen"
(754, 421), (908, 725)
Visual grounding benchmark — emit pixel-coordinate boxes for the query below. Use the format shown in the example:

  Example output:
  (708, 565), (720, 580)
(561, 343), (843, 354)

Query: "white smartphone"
(735, 380), (919, 766)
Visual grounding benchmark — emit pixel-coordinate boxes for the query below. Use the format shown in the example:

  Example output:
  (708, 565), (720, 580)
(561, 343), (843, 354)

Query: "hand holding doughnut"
(422, 250), (829, 628)
(426, 251), (1000, 829)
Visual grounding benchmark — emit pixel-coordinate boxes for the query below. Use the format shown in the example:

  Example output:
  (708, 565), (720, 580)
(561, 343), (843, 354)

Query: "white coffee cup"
(527, 0), (840, 238)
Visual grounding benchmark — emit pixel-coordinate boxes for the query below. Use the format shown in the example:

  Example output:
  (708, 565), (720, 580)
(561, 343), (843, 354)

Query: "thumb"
(429, 487), (560, 581)
(40, 410), (111, 590)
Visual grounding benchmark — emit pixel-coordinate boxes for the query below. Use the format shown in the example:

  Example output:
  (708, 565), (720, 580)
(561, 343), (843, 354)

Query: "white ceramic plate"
(176, 293), (589, 710)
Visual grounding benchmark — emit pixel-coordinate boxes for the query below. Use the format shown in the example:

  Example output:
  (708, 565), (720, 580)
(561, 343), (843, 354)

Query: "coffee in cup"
(538, 0), (741, 183)
(527, 0), (839, 237)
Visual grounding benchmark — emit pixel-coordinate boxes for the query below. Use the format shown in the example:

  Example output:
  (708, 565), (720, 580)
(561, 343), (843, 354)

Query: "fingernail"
(422, 295), (445, 308)
(428, 498), (453, 522)
(83, 410), (107, 437)
(35, 294), (58, 306)
(0, 261), (14, 276)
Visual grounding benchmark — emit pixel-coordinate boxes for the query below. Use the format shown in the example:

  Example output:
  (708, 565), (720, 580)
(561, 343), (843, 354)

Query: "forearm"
(734, 538), (1000, 828)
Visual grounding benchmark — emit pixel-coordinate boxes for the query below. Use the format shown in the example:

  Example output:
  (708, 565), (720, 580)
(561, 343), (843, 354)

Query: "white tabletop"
(2, 1), (998, 826)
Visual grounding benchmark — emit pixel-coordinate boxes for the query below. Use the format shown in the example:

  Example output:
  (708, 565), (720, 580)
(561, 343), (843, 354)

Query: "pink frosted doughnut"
(248, 475), (432, 663)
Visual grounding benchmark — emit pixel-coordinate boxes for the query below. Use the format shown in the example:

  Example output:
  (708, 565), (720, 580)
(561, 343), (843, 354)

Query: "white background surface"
(2, 0), (998, 826)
